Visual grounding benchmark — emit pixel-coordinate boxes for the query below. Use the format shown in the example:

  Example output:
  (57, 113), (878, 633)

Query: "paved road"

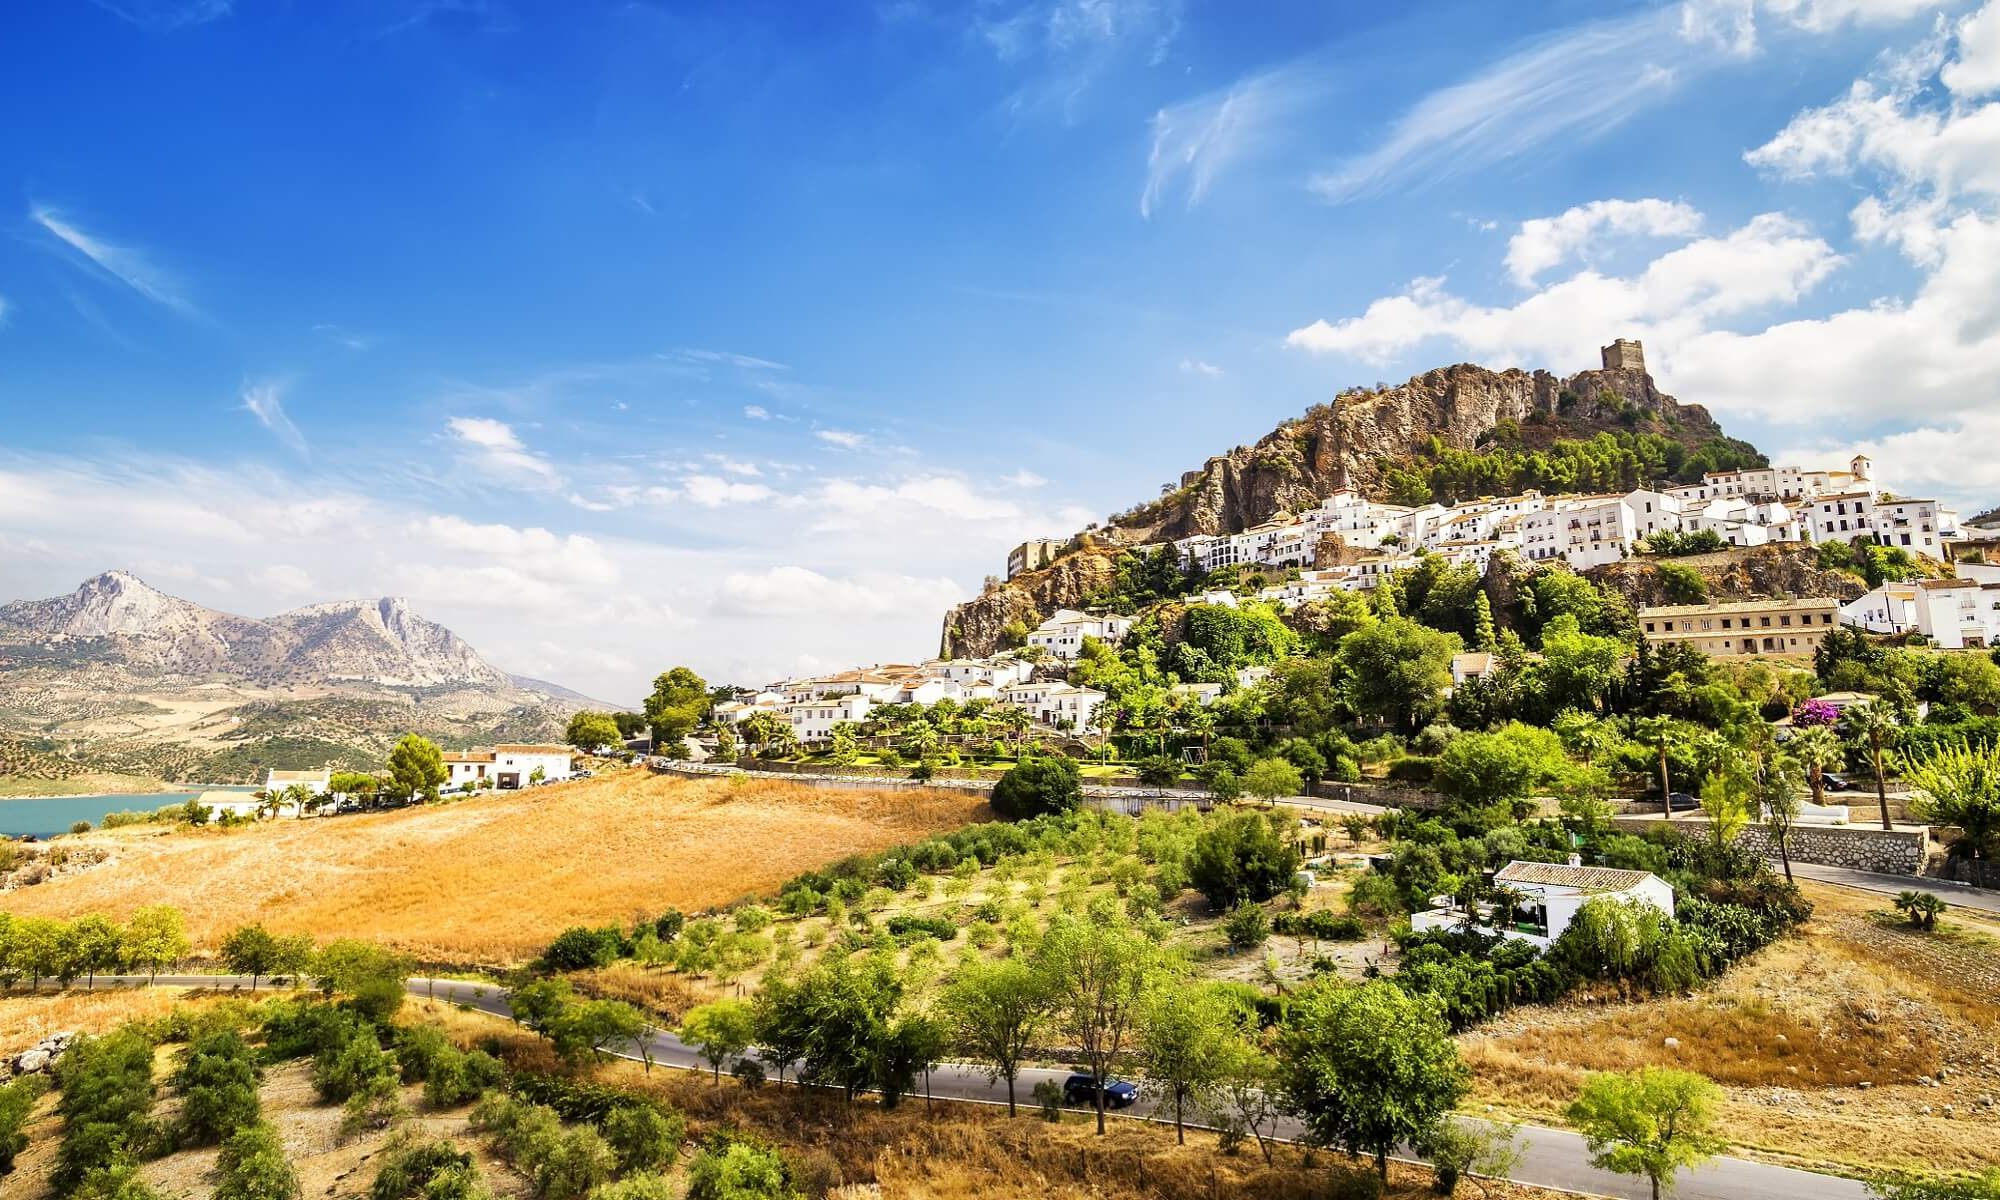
(71, 974), (1868, 1199)
(1791, 863), (2000, 914)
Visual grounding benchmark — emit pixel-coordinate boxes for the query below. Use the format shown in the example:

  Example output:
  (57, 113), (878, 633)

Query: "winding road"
(75, 973), (1869, 1200)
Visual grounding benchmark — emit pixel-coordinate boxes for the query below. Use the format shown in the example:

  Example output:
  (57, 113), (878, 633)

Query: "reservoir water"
(0, 787), (258, 839)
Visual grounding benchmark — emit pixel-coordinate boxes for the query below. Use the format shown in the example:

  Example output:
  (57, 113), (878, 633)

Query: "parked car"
(1666, 791), (1700, 811)
(1820, 773), (1854, 792)
(1062, 1073), (1138, 1109)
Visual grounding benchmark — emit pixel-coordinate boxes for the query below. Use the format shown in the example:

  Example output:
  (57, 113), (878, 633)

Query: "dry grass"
(0, 988), (237, 1057)
(1461, 880), (2000, 1177)
(2, 770), (988, 966)
(570, 961), (708, 1023)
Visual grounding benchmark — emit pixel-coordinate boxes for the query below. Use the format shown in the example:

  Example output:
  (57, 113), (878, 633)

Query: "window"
(1644, 622), (1655, 633)
(1780, 615), (1792, 627)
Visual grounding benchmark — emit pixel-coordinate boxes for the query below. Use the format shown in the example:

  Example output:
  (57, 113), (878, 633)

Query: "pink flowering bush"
(1793, 698), (1840, 727)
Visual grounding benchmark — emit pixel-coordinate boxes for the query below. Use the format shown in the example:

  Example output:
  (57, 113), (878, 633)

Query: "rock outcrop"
(941, 550), (1117, 659)
(1115, 362), (1733, 543)
(1586, 544), (1871, 608)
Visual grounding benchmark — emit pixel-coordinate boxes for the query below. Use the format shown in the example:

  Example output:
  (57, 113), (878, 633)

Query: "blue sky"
(3, 0), (1998, 700)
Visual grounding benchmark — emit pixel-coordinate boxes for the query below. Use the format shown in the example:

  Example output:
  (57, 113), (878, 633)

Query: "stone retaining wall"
(1612, 816), (1929, 875)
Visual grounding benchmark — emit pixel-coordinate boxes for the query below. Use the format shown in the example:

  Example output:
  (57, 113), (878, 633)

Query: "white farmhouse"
(1410, 860), (1675, 949)
(264, 768), (332, 794)
(442, 743), (576, 790)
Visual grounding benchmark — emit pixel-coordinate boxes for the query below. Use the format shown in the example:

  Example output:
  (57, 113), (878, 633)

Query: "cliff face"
(1119, 362), (1726, 543)
(1586, 544), (1871, 608)
(941, 550), (1117, 659)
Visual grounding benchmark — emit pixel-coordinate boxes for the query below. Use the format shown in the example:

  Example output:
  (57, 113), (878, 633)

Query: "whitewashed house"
(264, 768), (332, 794)
(1409, 860), (1675, 949)
(786, 694), (876, 744)
(1028, 610), (1132, 659)
(442, 743), (576, 790)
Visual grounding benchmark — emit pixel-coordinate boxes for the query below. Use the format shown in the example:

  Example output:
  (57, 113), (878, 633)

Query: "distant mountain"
(0, 571), (541, 694)
(0, 572), (602, 784)
(265, 596), (514, 689)
(509, 674), (627, 711)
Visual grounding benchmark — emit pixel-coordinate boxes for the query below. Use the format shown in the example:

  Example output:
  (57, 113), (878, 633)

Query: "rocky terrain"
(0, 572), (606, 784)
(942, 355), (1758, 657)
(1586, 543), (1874, 609)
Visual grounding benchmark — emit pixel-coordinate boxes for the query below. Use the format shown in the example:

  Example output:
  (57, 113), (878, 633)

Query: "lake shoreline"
(0, 783), (240, 802)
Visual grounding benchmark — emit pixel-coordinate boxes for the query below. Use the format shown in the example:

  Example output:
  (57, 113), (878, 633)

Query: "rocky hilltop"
(1118, 360), (1731, 544)
(942, 355), (1755, 658)
(265, 597), (516, 689)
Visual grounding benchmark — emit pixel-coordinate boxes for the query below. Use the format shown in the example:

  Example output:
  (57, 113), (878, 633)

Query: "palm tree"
(1848, 702), (1901, 831)
(1894, 890), (1944, 931)
(1790, 725), (1844, 808)
(1634, 716), (1680, 819)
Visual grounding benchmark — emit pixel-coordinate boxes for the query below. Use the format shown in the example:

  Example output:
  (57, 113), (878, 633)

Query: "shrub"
(313, 1026), (396, 1103)
(884, 914), (957, 943)
(214, 1122), (299, 1200)
(1223, 902), (1270, 950)
(533, 1127), (615, 1200)
(542, 926), (624, 972)
(1031, 1079), (1064, 1123)
(172, 1029), (263, 1145)
(1136, 755), (1182, 786)
(369, 1137), (479, 1200)
(71, 820), (93, 834)
(0, 1076), (49, 1173)
(52, 1028), (158, 1195)
(990, 756), (1082, 820)
(1386, 756), (1437, 783)
(602, 1103), (683, 1173)
(684, 1137), (800, 1200)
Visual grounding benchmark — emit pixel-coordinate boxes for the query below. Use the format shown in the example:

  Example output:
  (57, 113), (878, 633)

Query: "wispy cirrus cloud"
(31, 206), (196, 315)
(1311, 10), (1686, 204)
(816, 428), (868, 449)
(446, 416), (562, 488)
(86, 0), (231, 31)
(1142, 64), (1329, 218)
(241, 379), (307, 454)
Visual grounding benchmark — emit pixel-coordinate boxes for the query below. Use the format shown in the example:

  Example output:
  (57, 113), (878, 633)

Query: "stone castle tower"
(1600, 338), (1646, 373)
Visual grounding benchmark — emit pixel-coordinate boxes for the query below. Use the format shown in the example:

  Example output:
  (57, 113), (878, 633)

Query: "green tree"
(327, 771), (379, 801)
(1898, 739), (2000, 876)
(1471, 589), (1497, 650)
(173, 1030), (263, 1145)
(509, 978), (575, 1040)
(602, 1104), (683, 1174)
(1433, 722), (1572, 820)
(1241, 757), (1304, 802)
(564, 711), (623, 751)
(937, 957), (1052, 1117)
(1033, 914), (1166, 1135)
(1565, 1067), (1726, 1200)
(1894, 890), (1945, 931)
(990, 755), (1082, 820)
(1634, 716), (1689, 819)
(1276, 979), (1468, 1180)
(1188, 811), (1301, 909)
(386, 733), (448, 803)
(1338, 617), (1461, 734)
(681, 999), (757, 1084)
(644, 667), (712, 756)
(1845, 701), (1900, 832)
(123, 905), (189, 983)
(220, 924), (287, 990)
(68, 914), (124, 989)
(1791, 725), (1845, 808)
(1138, 982), (1239, 1144)
(552, 999), (646, 1067)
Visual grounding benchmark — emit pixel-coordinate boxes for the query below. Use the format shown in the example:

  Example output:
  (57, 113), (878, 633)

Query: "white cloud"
(1678, 0), (1946, 57)
(671, 348), (788, 371)
(250, 563), (315, 596)
(1312, 10), (1686, 203)
(1142, 65), (1326, 218)
(816, 428), (867, 449)
(1003, 469), (1048, 488)
(742, 405), (771, 420)
(446, 416), (562, 488)
(1285, 212), (1841, 368)
(240, 379), (307, 453)
(705, 455), (762, 477)
(1948, 0), (2000, 95)
(680, 475), (775, 507)
(86, 0), (231, 31)
(311, 322), (371, 350)
(1505, 198), (1704, 285)
(713, 565), (963, 619)
(1178, 357), (1224, 377)
(31, 206), (195, 314)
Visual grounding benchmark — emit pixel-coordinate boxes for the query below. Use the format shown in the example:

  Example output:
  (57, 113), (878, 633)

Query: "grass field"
(0, 768), (989, 965)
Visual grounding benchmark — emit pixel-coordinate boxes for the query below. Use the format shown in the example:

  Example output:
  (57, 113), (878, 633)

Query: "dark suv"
(1062, 1073), (1138, 1108)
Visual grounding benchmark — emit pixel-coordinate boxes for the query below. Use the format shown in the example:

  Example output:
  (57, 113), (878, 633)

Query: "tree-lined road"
(67, 973), (1869, 1199)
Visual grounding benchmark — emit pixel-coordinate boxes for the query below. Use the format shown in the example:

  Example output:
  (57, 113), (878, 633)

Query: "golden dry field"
(1461, 880), (2000, 1178)
(1, 769), (988, 965)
